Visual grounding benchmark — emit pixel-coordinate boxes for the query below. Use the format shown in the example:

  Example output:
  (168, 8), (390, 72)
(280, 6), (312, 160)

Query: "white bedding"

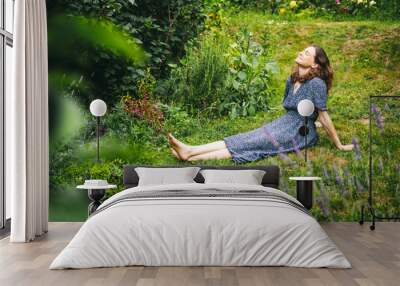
(49, 183), (351, 269)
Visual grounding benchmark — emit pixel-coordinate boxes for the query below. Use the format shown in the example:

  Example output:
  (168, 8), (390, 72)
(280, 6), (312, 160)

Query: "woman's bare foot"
(167, 133), (192, 160)
(171, 148), (183, 160)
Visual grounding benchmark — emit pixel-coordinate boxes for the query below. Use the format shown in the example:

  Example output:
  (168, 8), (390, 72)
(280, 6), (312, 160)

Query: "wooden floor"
(0, 222), (399, 286)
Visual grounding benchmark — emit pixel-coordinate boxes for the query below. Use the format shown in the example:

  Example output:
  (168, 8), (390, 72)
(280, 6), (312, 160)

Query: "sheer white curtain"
(8, 0), (49, 242)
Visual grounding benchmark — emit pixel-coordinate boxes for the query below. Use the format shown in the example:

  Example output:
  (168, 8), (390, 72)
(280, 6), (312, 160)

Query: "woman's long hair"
(290, 44), (333, 93)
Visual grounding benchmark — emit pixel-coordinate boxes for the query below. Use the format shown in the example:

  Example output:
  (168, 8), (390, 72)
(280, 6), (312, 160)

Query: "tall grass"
(158, 33), (230, 115)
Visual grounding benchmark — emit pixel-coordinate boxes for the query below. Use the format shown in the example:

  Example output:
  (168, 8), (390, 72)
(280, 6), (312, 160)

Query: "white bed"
(50, 182), (351, 269)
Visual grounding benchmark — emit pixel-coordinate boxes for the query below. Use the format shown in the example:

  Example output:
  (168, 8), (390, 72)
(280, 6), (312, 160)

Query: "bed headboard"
(123, 165), (280, 189)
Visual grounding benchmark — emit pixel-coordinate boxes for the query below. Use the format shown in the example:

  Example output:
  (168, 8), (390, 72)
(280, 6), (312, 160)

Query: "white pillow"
(135, 167), (201, 186)
(200, 169), (266, 185)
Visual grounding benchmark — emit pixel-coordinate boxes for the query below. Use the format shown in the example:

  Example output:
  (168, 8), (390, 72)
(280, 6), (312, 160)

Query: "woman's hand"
(337, 143), (354, 151)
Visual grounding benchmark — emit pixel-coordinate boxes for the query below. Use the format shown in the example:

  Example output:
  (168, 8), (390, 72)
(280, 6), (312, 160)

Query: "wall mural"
(47, 0), (400, 221)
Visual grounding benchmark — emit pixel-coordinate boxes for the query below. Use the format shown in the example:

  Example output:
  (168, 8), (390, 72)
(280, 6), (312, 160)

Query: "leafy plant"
(120, 68), (164, 131)
(203, 0), (234, 30)
(59, 158), (126, 198)
(160, 103), (202, 138)
(122, 95), (164, 132)
(102, 101), (161, 145)
(220, 28), (277, 119)
(158, 33), (230, 115)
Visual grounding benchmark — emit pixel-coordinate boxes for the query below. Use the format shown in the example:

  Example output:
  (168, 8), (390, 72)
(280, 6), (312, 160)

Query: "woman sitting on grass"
(168, 44), (354, 164)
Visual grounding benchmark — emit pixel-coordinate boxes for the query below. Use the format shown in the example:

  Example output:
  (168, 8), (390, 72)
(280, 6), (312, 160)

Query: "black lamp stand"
(96, 116), (100, 162)
(299, 116), (309, 162)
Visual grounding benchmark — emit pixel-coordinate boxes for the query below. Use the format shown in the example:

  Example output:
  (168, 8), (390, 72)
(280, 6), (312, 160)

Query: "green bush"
(157, 33), (230, 115)
(47, 0), (207, 107)
(103, 101), (154, 143)
(160, 103), (202, 138)
(55, 158), (125, 198)
(220, 28), (277, 119)
(158, 29), (276, 118)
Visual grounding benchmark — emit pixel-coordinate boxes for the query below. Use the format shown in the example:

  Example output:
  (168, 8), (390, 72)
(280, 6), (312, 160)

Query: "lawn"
(49, 10), (400, 222)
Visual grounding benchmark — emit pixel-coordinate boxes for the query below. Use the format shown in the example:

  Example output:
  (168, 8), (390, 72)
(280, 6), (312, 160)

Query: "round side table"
(289, 177), (321, 210)
(77, 184), (117, 216)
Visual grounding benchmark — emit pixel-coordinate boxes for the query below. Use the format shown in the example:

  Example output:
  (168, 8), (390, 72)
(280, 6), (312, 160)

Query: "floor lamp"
(89, 99), (107, 162)
(289, 99), (319, 210)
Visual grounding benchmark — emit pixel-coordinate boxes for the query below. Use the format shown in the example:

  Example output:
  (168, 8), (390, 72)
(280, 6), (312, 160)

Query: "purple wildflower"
(371, 104), (384, 133)
(341, 168), (352, 197)
(332, 162), (343, 185)
(262, 128), (295, 163)
(317, 198), (330, 217)
(351, 136), (361, 160)
(278, 147), (295, 164)
(262, 128), (280, 148)
(291, 138), (302, 158)
(316, 183), (330, 216)
(343, 167), (350, 178)
(354, 176), (365, 193)
(371, 103), (377, 113)
(336, 0), (341, 4)
(323, 166), (330, 179)
(343, 167), (353, 187)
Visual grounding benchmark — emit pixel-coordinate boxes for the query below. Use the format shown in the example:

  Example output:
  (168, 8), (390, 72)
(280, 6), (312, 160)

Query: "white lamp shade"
(297, 99), (315, 117)
(90, 99), (107, 117)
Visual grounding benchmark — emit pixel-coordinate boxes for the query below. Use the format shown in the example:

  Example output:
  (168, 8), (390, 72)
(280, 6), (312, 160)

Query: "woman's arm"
(317, 110), (354, 151)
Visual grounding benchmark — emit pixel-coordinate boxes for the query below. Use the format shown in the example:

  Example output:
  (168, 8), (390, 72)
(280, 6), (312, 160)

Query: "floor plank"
(0, 222), (399, 286)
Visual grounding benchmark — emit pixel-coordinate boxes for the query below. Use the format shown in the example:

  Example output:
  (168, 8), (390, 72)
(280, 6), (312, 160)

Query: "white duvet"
(50, 183), (351, 269)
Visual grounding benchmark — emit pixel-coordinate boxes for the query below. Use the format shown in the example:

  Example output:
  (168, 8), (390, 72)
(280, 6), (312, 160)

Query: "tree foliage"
(47, 0), (206, 106)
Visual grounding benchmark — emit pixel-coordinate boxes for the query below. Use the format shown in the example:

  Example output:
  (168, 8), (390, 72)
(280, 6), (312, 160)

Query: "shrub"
(47, 0), (207, 107)
(122, 95), (164, 132)
(157, 33), (230, 115)
(220, 28), (277, 119)
(57, 158), (125, 198)
(121, 68), (164, 131)
(160, 104), (202, 138)
(102, 101), (157, 144)
(158, 29), (276, 119)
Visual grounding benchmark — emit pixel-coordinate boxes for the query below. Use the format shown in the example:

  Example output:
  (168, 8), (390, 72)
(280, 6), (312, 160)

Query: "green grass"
(207, 13), (399, 220)
(50, 11), (400, 222)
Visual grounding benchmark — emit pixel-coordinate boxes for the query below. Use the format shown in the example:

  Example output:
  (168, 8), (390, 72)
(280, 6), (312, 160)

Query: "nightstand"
(289, 177), (321, 210)
(77, 184), (117, 216)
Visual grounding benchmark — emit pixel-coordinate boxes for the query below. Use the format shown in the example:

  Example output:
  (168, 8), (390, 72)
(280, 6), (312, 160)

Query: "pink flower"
(336, 0), (341, 4)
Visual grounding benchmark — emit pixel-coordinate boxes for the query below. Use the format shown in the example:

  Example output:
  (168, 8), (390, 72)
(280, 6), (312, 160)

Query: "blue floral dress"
(223, 76), (328, 164)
